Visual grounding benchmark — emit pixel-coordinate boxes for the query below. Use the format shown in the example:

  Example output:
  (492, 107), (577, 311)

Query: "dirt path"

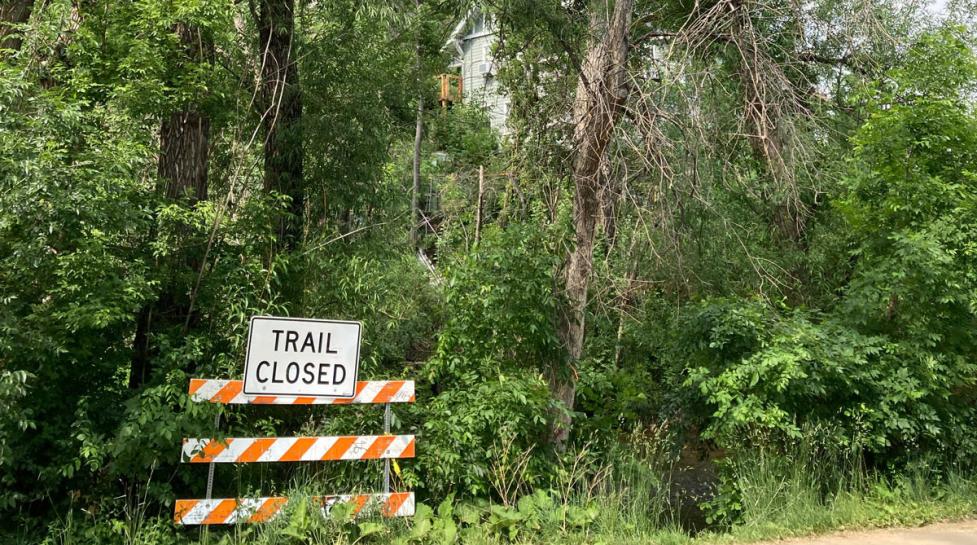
(776, 520), (977, 544)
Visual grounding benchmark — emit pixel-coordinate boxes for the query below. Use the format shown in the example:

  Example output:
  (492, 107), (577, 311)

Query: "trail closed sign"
(243, 316), (361, 398)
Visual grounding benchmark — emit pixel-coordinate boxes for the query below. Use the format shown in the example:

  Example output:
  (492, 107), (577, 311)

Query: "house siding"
(458, 19), (508, 133)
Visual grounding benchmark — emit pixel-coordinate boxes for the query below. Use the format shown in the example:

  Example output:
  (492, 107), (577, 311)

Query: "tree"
(0, 0), (32, 53)
(411, 0), (424, 249)
(257, 0), (304, 252)
(551, 0), (633, 448)
(129, 22), (212, 389)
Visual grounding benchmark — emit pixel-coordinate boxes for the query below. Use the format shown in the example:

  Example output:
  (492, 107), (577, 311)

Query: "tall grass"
(701, 435), (977, 544)
(28, 431), (977, 545)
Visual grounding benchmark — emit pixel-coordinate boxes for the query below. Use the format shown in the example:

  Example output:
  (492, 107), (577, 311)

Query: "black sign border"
(242, 316), (362, 398)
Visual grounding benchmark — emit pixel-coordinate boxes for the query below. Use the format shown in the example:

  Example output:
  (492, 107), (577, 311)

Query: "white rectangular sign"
(243, 316), (361, 398)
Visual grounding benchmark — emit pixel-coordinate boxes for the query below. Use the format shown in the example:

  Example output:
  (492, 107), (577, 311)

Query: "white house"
(445, 12), (509, 133)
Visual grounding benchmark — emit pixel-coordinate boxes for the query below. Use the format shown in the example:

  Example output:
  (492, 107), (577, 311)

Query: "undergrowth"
(27, 431), (977, 545)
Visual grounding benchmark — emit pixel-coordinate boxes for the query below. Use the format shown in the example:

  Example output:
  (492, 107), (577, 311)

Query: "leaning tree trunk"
(258, 0), (304, 252)
(0, 0), (32, 53)
(550, 0), (633, 449)
(411, 96), (423, 248)
(410, 0), (424, 249)
(129, 24), (211, 389)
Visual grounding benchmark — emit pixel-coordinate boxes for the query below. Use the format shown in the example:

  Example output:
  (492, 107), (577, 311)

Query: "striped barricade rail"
(174, 492), (415, 525)
(181, 435), (416, 463)
(176, 376), (415, 525)
(189, 379), (415, 405)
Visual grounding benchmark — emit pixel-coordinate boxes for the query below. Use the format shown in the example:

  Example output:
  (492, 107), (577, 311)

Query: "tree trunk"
(129, 24), (211, 389)
(410, 0), (423, 249)
(475, 165), (484, 244)
(159, 110), (210, 201)
(411, 95), (423, 248)
(0, 0), (32, 53)
(550, 0), (633, 449)
(259, 0), (303, 252)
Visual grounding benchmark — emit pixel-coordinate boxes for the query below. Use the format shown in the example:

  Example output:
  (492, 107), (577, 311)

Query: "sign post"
(174, 316), (415, 526)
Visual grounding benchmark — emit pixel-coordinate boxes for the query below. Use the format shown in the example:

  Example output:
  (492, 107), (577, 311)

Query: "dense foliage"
(0, 0), (976, 543)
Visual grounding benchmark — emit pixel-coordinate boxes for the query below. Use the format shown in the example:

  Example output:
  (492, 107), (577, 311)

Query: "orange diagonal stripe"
(249, 497), (288, 523)
(383, 493), (410, 517)
(174, 499), (198, 523)
(236, 438), (276, 463)
(213, 381), (242, 404)
(321, 436), (356, 460)
(291, 397), (315, 404)
(251, 395), (277, 404)
(350, 494), (370, 515)
(190, 438), (230, 463)
(375, 381), (404, 403)
(401, 438), (415, 458)
(280, 437), (317, 462)
(188, 379), (205, 395)
(362, 435), (395, 459)
(335, 381), (368, 404)
(203, 499), (239, 524)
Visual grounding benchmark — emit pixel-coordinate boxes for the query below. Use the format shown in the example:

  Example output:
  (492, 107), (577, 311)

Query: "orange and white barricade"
(174, 379), (415, 525)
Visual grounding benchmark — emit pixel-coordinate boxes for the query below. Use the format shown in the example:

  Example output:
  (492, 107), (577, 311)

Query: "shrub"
(422, 223), (560, 497)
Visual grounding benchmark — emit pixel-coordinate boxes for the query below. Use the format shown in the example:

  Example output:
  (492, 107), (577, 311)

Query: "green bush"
(675, 29), (977, 464)
(422, 223), (560, 497)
